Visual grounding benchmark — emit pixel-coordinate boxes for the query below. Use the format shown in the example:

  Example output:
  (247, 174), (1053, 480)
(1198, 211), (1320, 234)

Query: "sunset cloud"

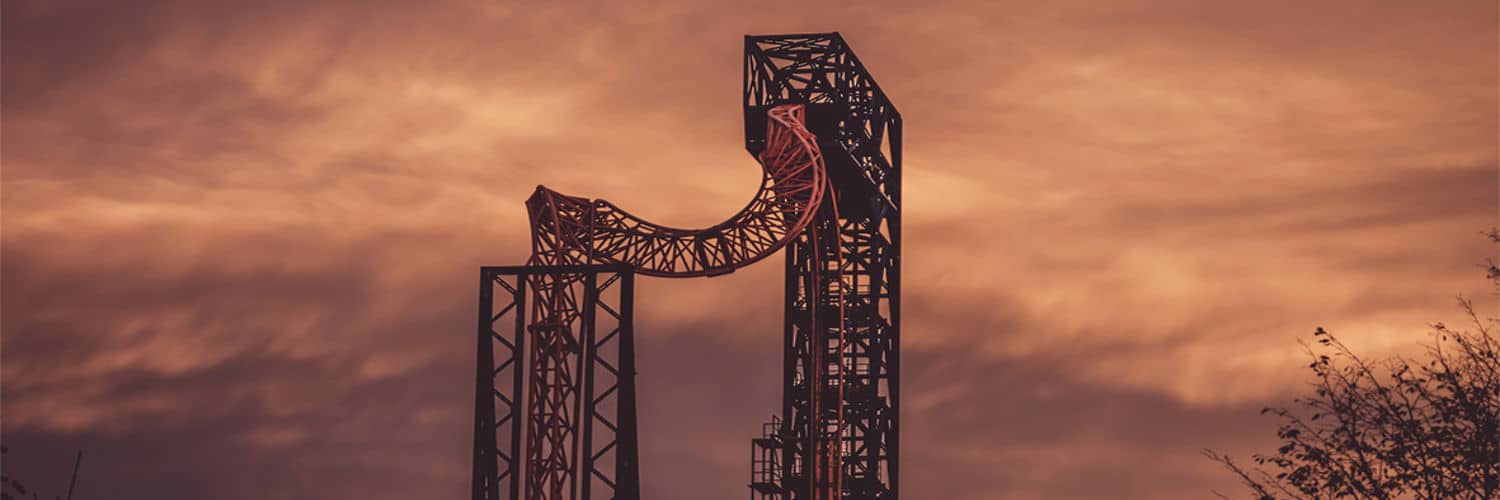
(3, 0), (1494, 499)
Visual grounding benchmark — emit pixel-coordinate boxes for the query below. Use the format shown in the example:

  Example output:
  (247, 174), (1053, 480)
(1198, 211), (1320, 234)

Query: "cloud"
(2, 0), (1494, 499)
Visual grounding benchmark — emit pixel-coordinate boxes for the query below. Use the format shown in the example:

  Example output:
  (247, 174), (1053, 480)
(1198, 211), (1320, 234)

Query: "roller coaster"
(473, 33), (902, 500)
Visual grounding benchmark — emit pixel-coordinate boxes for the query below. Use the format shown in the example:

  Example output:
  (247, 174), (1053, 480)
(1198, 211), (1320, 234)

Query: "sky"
(1, 0), (1496, 499)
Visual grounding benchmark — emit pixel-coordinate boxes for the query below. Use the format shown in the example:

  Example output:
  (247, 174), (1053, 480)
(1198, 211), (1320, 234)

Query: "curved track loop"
(522, 103), (847, 500)
(526, 104), (828, 276)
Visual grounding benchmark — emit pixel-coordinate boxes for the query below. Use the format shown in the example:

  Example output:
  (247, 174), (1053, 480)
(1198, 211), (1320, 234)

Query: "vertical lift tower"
(744, 33), (901, 500)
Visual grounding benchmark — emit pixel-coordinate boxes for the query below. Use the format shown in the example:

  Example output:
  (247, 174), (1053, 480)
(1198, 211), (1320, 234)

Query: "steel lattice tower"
(744, 33), (901, 500)
(473, 32), (900, 500)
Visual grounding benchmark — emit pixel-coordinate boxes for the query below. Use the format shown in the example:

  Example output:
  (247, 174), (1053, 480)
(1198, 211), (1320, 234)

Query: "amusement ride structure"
(472, 33), (902, 500)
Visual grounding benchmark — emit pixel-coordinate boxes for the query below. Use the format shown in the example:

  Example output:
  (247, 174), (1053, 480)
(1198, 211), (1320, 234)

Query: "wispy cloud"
(3, 0), (1494, 498)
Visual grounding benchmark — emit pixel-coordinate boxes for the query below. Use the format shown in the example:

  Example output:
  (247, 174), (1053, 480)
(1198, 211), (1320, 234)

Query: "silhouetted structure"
(474, 264), (638, 500)
(473, 32), (901, 500)
(743, 33), (902, 500)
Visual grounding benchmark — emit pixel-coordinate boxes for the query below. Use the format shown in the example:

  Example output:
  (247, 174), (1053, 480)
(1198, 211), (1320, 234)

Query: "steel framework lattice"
(474, 265), (639, 500)
(744, 33), (902, 500)
(472, 32), (900, 500)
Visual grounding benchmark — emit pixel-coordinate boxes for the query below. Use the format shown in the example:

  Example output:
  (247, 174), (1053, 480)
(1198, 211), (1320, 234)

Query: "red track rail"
(526, 104), (827, 276)
(520, 104), (843, 500)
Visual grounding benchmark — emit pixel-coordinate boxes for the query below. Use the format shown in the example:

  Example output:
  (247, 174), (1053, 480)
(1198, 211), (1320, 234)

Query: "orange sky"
(2, 1), (1496, 499)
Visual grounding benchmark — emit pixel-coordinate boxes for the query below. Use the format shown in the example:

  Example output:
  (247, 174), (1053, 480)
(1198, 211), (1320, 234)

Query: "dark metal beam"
(473, 265), (637, 500)
(744, 32), (901, 500)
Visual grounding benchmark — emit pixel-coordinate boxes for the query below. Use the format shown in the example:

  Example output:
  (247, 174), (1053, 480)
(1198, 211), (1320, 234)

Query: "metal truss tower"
(474, 264), (640, 500)
(744, 33), (902, 500)
(472, 32), (900, 500)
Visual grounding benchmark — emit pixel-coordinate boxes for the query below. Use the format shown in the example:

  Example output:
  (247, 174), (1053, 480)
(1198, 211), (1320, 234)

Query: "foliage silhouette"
(1, 446), (80, 500)
(1206, 230), (1500, 499)
(1, 445), (34, 500)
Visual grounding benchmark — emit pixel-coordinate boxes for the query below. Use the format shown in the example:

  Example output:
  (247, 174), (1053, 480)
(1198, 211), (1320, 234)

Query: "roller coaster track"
(525, 104), (830, 276)
(521, 103), (848, 500)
